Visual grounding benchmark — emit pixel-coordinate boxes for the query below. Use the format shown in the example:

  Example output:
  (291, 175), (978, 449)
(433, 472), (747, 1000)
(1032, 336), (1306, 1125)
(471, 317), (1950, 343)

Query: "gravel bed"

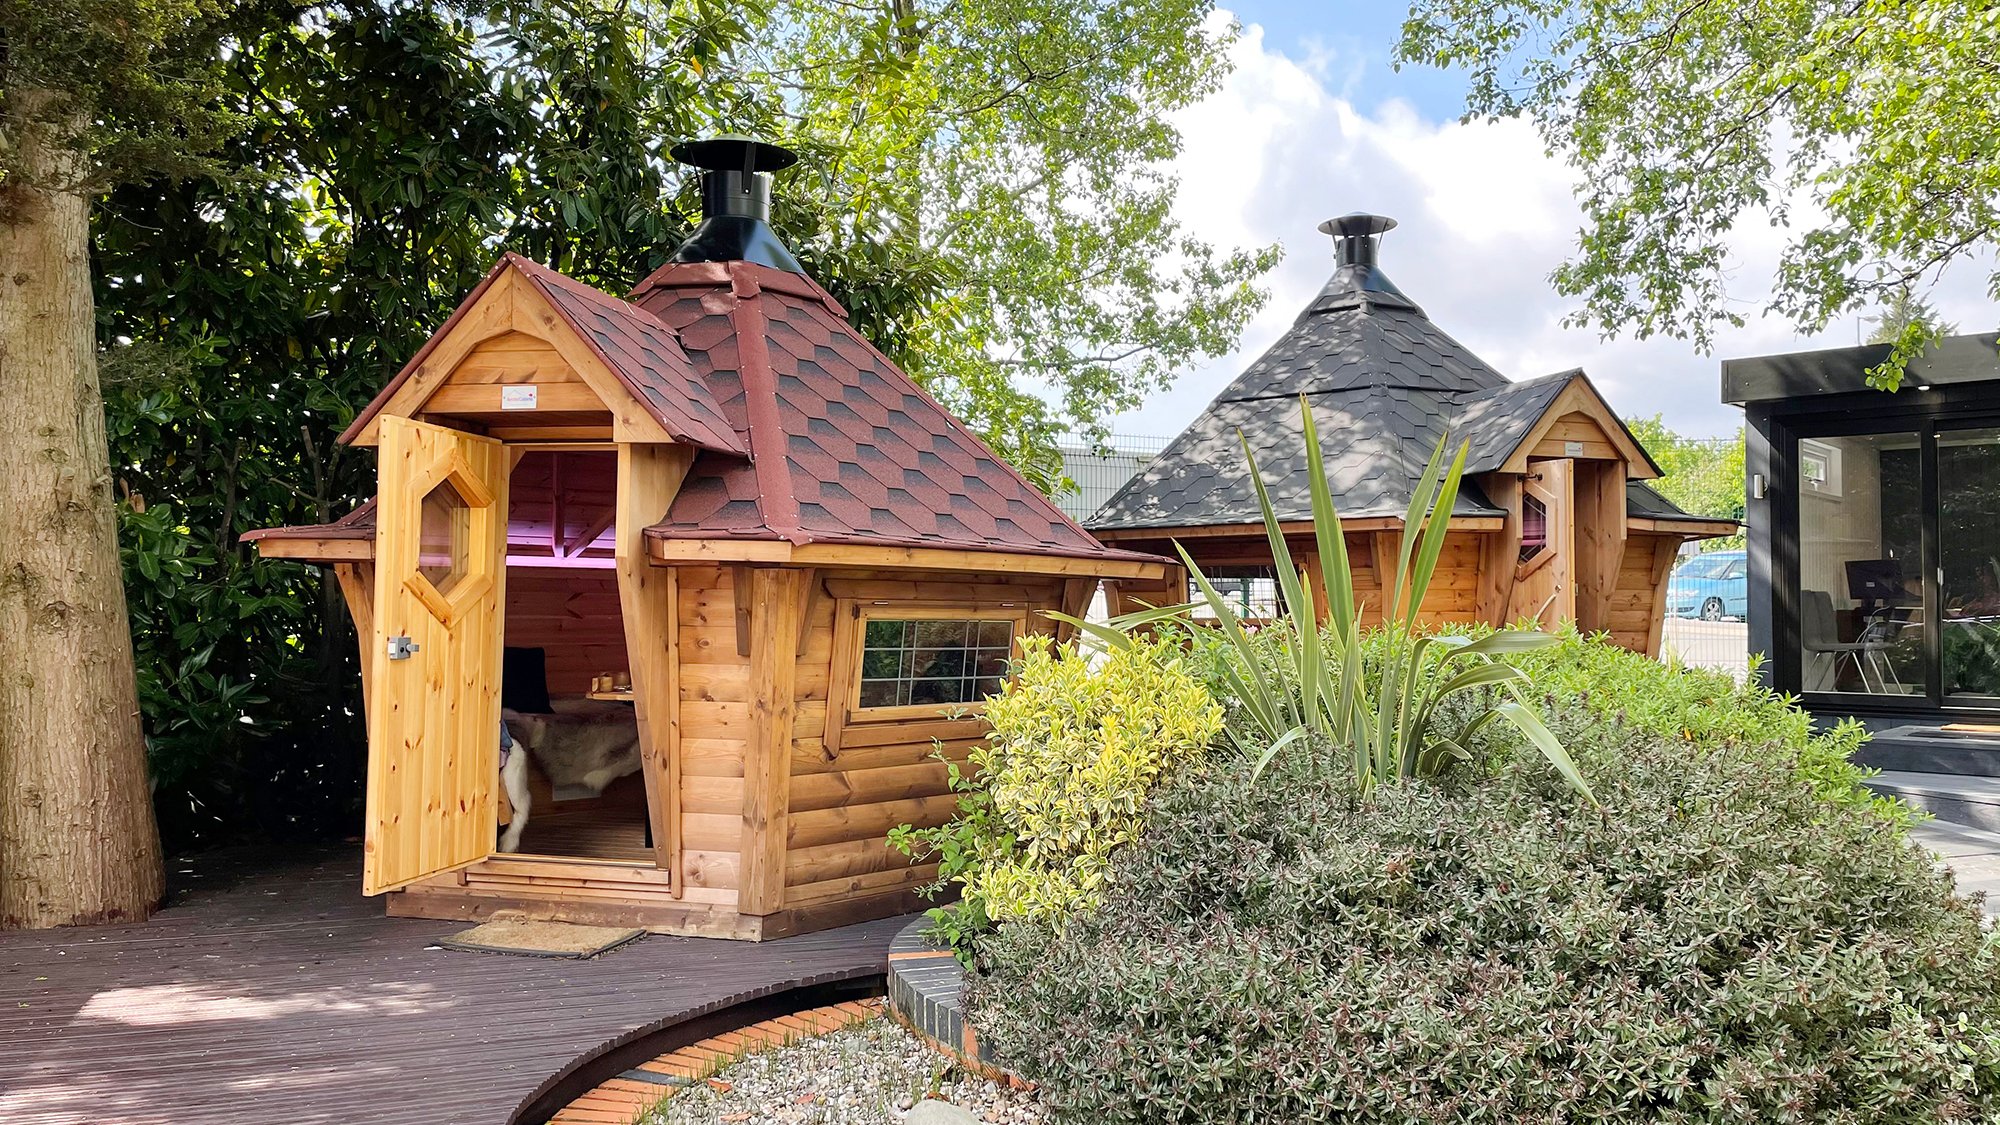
(638, 1015), (1045, 1125)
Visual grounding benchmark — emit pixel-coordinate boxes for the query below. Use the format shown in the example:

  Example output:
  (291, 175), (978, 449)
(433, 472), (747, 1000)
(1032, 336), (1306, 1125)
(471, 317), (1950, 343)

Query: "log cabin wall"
(777, 569), (1067, 916)
(1614, 532), (1683, 656)
(1107, 530), (1485, 628)
(503, 569), (627, 695)
(674, 564), (750, 909)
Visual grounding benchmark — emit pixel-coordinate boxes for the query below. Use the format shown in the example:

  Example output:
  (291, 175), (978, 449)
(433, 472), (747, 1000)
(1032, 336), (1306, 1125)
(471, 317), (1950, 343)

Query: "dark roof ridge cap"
(725, 284), (805, 541)
(1304, 292), (1427, 318)
(1445, 368), (1580, 404)
(770, 291), (1114, 550)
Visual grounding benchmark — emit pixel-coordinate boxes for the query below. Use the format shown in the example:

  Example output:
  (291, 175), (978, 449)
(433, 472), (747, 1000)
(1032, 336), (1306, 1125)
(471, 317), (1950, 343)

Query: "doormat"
(439, 918), (645, 959)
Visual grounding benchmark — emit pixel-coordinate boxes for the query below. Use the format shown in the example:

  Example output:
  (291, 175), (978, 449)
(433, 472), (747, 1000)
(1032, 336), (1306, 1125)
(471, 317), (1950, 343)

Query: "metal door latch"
(386, 635), (420, 661)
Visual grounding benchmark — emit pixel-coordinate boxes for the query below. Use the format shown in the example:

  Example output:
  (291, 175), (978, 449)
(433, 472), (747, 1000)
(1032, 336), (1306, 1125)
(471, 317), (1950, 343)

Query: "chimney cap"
(670, 135), (799, 174)
(1316, 212), (1397, 239)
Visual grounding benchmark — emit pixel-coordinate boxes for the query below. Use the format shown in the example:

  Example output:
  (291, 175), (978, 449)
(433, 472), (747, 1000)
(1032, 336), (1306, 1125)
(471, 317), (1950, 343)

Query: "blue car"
(1666, 549), (1748, 621)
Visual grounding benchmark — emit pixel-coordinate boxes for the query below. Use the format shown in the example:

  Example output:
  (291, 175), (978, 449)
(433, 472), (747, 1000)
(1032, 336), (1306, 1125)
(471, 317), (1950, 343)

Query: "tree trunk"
(0, 89), (165, 929)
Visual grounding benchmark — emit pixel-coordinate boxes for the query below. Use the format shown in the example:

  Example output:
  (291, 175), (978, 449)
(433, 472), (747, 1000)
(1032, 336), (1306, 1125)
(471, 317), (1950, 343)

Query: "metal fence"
(1661, 613), (1751, 679)
(1054, 435), (1168, 522)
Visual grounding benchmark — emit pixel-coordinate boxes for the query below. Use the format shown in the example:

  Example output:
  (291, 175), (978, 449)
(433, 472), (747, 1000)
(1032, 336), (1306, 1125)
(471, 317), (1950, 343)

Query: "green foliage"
(975, 715), (2000, 1122)
(0, 0), (234, 191)
(1506, 626), (1898, 823)
(1868, 285), (1960, 345)
(95, 0), (721, 845)
(1071, 397), (1587, 802)
(1397, 0), (2000, 389)
(735, 0), (1280, 455)
(888, 635), (1220, 958)
(1626, 415), (1745, 546)
(97, 0), (1268, 847)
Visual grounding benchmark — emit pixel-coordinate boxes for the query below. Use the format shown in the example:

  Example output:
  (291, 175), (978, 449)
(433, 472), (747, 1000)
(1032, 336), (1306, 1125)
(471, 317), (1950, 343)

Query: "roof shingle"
(1089, 248), (1652, 533)
(634, 263), (1141, 562)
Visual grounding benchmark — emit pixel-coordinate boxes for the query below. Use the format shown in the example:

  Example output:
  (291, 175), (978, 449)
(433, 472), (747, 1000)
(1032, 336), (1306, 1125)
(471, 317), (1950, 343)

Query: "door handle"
(387, 635), (420, 661)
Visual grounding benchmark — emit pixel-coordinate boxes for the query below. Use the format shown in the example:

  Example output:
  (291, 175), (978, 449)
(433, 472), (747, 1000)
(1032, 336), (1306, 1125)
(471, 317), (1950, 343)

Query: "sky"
(1106, 3), (1997, 443)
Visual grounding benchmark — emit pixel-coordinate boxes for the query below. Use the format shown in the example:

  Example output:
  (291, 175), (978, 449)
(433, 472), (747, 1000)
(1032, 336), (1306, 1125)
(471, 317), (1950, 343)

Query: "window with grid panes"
(856, 618), (1017, 708)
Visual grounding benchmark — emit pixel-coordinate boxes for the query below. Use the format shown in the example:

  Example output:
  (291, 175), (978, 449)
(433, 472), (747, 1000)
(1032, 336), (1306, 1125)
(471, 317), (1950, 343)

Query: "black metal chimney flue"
(1323, 212), (1394, 267)
(1308, 212), (1419, 314)
(669, 135), (804, 272)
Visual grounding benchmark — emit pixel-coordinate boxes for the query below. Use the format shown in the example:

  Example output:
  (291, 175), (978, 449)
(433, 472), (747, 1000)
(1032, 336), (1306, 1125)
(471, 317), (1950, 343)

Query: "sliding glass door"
(1938, 428), (2000, 702)
(1792, 421), (2000, 710)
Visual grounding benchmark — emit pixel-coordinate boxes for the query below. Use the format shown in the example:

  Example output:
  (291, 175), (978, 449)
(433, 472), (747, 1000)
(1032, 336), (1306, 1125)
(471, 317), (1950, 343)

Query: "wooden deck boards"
(0, 846), (908, 1125)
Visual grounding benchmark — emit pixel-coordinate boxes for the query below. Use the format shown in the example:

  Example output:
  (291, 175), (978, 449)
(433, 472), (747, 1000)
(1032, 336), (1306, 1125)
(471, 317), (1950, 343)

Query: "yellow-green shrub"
(889, 634), (1221, 954)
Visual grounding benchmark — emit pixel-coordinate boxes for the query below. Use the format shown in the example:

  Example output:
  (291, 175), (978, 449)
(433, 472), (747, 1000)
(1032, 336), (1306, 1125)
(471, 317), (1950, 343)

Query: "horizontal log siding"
(676, 566), (747, 903)
(1611, 532), (1680, 655)
(782, 570), (1064, 908)
(505, 569), (627, 694)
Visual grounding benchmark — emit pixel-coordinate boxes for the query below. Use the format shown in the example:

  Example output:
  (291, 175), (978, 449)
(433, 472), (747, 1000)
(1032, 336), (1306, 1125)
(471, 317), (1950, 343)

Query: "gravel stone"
(640, 1016), (1044, 1125)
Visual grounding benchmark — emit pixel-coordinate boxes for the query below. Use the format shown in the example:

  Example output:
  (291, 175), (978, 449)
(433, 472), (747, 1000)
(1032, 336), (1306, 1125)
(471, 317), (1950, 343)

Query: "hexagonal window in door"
(417, 475), (476, 598)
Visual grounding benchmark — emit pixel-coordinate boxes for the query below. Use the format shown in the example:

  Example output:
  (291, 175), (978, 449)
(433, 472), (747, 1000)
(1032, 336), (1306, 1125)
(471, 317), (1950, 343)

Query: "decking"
(0, 846), (909, 1125)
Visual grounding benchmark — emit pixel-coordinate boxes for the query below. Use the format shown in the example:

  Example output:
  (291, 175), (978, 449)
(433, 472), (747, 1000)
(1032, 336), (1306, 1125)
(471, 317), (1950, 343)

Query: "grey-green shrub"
(974, 713), (2000, 1123)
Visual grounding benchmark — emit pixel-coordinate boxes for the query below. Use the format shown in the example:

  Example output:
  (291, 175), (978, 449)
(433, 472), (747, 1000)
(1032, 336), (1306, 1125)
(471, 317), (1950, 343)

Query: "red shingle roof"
(506, 256), (745, 456)
(336, 255), (747, 457)
(268, 255), (1150, 569)
(631, 260), (1143, 562)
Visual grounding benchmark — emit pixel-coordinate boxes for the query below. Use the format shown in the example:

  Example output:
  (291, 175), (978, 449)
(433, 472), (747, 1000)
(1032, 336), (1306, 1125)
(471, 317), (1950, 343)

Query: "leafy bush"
(974, 713), (2000, 1123)
(889, 634), (1221, 956)
(1508, 626), (1896, 822)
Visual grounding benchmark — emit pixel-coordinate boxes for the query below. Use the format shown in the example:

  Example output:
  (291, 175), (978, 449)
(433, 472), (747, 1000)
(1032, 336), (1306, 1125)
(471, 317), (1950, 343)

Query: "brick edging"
(549, 999), (884, 1124)
(885, 917), (1024, 1084)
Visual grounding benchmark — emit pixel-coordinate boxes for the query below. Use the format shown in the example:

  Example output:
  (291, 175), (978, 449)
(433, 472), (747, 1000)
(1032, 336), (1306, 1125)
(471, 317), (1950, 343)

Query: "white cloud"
(1116, 16), (1997, 442)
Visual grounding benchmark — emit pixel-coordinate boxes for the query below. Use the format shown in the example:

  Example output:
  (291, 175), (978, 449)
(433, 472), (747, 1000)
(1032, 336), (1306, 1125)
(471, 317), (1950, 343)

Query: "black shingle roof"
(1090, 221), (1661, 533)
(1625, 480), (1710, 523)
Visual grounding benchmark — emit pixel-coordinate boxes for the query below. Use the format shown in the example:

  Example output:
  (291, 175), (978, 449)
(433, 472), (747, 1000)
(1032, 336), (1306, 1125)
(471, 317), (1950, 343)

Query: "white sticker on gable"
(1564, 439), (1585, 457)
(501, 385), (538, 411)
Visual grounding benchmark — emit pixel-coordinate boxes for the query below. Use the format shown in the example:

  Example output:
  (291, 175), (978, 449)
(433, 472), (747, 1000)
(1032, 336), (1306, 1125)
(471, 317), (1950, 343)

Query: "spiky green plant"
(1063, 397), (1593, 803)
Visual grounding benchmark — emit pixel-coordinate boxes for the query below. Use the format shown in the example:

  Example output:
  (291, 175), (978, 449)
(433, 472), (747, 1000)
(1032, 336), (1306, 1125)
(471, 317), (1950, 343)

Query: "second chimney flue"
(1306, 211), (1418, 314)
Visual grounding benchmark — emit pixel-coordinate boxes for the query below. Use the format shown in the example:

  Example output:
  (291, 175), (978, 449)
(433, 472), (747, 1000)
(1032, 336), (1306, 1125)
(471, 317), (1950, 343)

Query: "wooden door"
(363, 415), (510, 894)
(1509, 459), (1575, 628)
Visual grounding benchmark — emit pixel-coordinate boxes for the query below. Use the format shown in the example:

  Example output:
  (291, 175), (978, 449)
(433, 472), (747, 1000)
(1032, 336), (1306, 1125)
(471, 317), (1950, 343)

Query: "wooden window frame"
(825, 600), (1028, 754)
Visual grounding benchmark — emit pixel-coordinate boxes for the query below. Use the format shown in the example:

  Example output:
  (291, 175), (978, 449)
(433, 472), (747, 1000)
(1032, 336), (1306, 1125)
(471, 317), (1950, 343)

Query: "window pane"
(860, 648), (905, 679)
(856, 617), (1016, 710)
(418, 478), (472, 595)
(1519, 494), (1549, 563)
(1940, 429), (2000, 698)
(1189, 568), (1283, 620)
(1796, 433), (1923, 695)
(864, 619), (909, 648)
(857, 681), (901, 708)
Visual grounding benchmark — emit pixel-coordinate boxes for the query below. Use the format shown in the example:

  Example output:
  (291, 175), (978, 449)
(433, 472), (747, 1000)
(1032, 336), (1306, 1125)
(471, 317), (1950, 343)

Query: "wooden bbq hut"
(246, 138), (1165, 939)
(1089, 214), (1734, 655)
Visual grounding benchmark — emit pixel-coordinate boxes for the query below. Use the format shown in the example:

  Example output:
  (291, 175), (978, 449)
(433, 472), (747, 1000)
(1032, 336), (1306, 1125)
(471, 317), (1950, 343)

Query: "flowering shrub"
(974, 711), (2000, 1122)
(889, 634), (1221, 956)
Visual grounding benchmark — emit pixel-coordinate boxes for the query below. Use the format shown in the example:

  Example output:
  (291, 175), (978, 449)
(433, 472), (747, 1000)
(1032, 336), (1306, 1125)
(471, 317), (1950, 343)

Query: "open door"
(1510, 459), (1575, 628)
(364, 415), (510, 894)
